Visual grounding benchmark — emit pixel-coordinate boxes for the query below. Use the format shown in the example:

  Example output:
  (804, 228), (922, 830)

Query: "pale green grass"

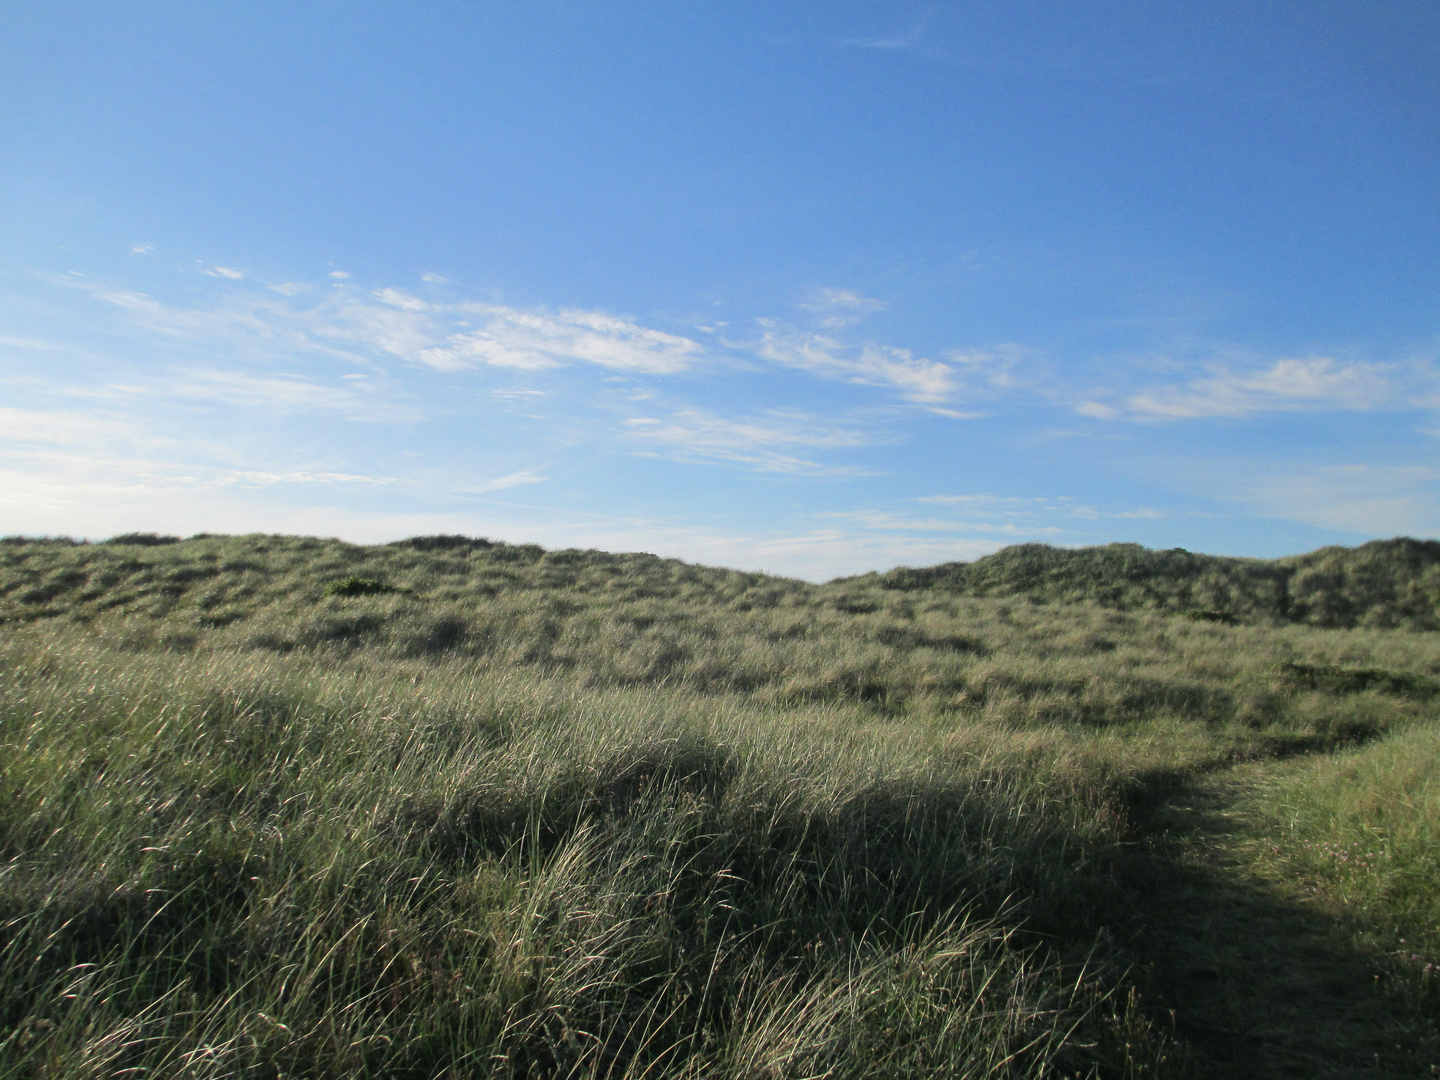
(0, 637), (1170, 1078)
(4, 534), (1439, 1077)
(1245, 721), (1440, 962)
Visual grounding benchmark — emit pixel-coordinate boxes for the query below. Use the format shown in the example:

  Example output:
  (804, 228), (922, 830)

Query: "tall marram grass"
(3, 534), (1440, 1077)
(0, 637), (1170, 1078)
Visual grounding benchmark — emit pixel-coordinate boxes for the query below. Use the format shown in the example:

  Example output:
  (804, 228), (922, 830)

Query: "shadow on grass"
(387, 732), (1440, 1077)
(6, 705), (1436, 1078)
(1052, 763), (1440, 1079)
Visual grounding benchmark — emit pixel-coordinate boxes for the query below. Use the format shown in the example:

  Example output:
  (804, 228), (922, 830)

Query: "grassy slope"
(868, 538), (1440, 630)
(1, 533), (1438, 1077)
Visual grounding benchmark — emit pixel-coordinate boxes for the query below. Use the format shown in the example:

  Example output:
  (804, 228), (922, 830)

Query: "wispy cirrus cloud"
(71, 272), (990, 412)
(42, 269), (1440, 443)
(87, 278), (706, 377)
(837, 7), (935, 51)
(414, 301), (702, 374)
(1078, 356), (1396, 421)
(916, 492), (1165, 527)
(798, 287), (888, 328)
(455, 470), (546, 494)
(821, 509), (1063, 536)
(754, 324), (957, 404)
(211, 469), (397, 488)
(165, 369), (420, 422)
(624, 408), (879, 474)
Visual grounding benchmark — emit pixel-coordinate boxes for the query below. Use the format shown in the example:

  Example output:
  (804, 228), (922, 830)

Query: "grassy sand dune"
(1, 534), (1438, 1077)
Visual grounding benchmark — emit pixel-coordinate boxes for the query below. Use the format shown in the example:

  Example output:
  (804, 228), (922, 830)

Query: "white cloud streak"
(415, 302), (702, 374)
(914, 493), (1165, 529)
(754, 325), (956, 403)
(624, 408), (878, 474)
(89, 281), (706, 377)
(1114, 357), (1393, 420)
(798, 287), (888, 328)
(67, 273), (1017, 412)
(212, 470), (396, 488)
(836, 9), (934, 52)
(164, 369), (420, 422)
(456, 470), (546, 494)
(821, 509), (1063, 536)
(87, 274), (1432, 429)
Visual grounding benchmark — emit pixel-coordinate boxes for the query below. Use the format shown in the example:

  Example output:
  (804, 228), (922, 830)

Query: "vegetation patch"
(324, 575), (403, 597)
(1271, 661), (1439, 698)
(871, 537), (1440, 629)
(104, 531), (182, 546)
(1184, 608), (1239, 625)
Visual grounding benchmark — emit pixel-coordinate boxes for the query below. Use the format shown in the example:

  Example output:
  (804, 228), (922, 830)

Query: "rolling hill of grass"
(868, 538), (1440, 630)
(2, 532), (1438, 1077)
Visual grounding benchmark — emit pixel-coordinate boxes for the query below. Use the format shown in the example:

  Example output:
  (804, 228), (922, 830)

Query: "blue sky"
(2, 2), (1437, 579)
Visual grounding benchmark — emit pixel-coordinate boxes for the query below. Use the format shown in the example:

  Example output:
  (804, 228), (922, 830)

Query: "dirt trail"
(1115, 760), (1438, 1078)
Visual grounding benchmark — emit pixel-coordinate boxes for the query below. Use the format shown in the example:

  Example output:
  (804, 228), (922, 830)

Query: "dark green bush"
(105, 532), (182, 546)
(324, 576), (401, 597)
(388, 534), (495, 552)
(1185, 609), (1239, 625)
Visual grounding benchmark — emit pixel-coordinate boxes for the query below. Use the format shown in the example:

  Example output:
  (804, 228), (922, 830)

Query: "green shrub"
(105, 531), (181, 546)
(324, 576), (401, 597)
(1184, 609), (1238, 625)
